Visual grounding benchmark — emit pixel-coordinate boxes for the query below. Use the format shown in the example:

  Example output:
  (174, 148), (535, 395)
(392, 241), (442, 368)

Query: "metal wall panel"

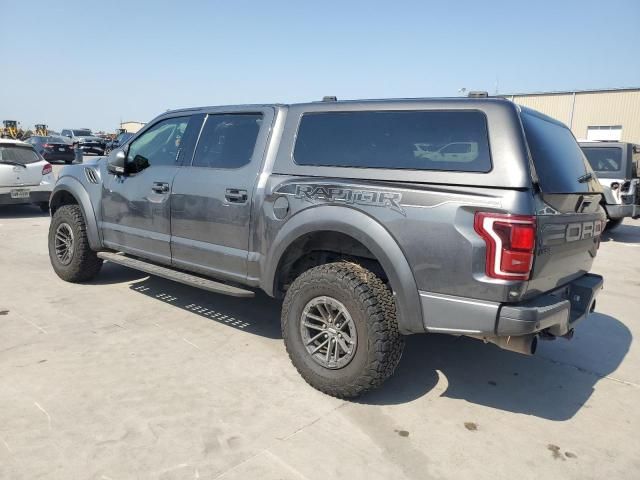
(510, 94), (574, 127)
(507, 89), (640, 143)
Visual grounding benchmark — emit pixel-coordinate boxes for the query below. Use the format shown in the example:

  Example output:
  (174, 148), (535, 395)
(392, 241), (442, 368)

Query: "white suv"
(0, 138), (54, 211)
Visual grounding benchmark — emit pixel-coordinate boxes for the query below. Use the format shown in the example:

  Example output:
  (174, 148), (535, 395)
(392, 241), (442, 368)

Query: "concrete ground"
(1, 161), (639, 479)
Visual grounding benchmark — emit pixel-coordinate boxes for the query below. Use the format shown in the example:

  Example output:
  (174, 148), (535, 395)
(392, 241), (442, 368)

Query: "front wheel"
(281, 262), (404, 398)
(48, 204), (103, 282)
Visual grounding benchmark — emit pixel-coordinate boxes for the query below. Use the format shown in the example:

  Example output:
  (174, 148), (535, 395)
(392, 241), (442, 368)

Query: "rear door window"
(293, 110), (492, 172)
(192, 113), (263, 169)
(520, 110), (597, 193)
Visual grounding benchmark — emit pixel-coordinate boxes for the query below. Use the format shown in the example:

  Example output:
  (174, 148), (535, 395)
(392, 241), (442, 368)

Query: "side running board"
(97, 252), (255, 298)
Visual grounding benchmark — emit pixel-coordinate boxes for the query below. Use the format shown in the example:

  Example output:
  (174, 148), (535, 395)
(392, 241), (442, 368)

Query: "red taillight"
(474, 212), (536, 281)
(43, 143), (52, 149)
(42, 163), (52, 175)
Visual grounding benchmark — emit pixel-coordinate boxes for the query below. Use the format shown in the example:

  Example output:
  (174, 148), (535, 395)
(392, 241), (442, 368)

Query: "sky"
(2, 0), (639, 132)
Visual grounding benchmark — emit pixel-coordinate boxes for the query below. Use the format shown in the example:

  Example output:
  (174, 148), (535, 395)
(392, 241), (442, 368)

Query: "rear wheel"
(281, 262), (404, 398)
(48, 204), (103, 282)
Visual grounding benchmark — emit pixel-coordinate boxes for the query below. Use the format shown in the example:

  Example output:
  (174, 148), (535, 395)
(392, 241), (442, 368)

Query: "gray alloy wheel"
(48, 204), (103, 282)
(54, 222), (75, 265)
(299, 296), (358, 370)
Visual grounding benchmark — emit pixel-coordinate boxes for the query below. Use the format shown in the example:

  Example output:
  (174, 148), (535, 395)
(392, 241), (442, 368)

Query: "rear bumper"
(43, 152), (75, 162)
(0, 183), (53, 206)
(605, 203), (636, 219)
(420, 273), (603, 337)
(0, 190), (51, 205)
(496, 274), (603, 336)
(78, 145), (105, 154)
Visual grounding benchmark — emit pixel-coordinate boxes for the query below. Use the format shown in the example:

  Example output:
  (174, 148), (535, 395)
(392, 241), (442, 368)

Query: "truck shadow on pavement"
(97, 263), (631, 420)
(601, 220), (640, 244)
(359, 312), (631, 420)
(122, 272), (282, 339)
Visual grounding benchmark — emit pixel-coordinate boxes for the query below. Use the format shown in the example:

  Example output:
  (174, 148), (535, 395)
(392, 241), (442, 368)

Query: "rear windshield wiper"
(578, 172), (593, 183)
(0, 160), (26, 168)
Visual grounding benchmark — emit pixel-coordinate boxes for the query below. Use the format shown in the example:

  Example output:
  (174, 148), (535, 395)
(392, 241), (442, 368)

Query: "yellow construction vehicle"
(35, 124), (49, 136)
(2, 120), (24, 139)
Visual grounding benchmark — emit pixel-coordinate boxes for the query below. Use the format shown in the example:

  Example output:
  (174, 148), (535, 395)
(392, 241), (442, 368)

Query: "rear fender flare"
(262, 206), (424, 334)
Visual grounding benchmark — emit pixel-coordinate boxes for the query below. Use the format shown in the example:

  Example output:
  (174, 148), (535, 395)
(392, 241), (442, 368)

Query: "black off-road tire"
(606, 218), (623, 230)
(281, 262), (405, 398)
(48, 204), (103, 282)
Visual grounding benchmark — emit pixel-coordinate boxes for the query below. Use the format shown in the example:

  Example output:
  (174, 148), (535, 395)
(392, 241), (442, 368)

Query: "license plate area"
(10, 189), (30, 199)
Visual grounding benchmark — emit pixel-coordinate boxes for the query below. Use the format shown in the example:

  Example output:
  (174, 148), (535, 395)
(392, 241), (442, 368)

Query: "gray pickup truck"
(47, 97), (605, 398)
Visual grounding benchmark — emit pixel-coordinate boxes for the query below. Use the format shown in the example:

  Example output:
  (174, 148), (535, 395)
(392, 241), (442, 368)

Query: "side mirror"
(107, 149), (126, 175)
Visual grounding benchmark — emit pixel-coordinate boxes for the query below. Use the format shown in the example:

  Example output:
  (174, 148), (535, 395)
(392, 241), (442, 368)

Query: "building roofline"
(120, 120), (146, 124)
(500, 86), (640, 97)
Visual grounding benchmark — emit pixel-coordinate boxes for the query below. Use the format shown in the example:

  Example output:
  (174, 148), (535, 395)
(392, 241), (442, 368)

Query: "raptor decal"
(293, 184), (406, 216)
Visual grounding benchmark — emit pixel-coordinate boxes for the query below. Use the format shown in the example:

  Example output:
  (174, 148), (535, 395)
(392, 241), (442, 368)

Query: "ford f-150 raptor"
(47, 96), (605, 397)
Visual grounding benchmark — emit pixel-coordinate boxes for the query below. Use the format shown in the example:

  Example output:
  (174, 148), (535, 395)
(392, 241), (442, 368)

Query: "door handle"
(151, 182), (170, 194)
(225, 188), (248, 204)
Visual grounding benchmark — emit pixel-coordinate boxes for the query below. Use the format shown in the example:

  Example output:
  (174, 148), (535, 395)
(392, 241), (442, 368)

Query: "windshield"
(581, 147), (624, 178)
(72, 129), (92, 136)
(0, 145), (40, 164)
(521, 109), (598, 193)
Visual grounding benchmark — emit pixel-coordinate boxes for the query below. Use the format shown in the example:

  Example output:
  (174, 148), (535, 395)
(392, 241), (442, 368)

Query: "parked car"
(414, 141), (479, 163)
(25, 135), (76, 164)
(579, 141), (640, 229)
(60, 128), (106, 155)
(105, 132), (134, 154)
(0, 138), (54, 211)
(47, 97), (605, 398)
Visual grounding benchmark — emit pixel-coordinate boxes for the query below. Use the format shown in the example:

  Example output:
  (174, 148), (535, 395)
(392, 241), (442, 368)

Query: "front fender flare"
(50, 176), (101, 250)
(262, 206), (424, 334)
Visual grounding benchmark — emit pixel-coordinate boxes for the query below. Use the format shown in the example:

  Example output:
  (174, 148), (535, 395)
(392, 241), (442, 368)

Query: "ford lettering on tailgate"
(541, 221), (603, 247)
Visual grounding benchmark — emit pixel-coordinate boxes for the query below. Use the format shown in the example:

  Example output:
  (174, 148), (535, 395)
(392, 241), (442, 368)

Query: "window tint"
(581, 147), (623, 173)
(192, 114), (262, 169)
(126, 117), (189, 173)
(0, 145), (40, 164)
(521, 110), (598, 193)
(293, 110), (491, 172)
(72, 129), (92, 136)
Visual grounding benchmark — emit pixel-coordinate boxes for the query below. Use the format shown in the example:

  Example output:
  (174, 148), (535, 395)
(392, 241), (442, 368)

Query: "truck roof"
(162, 96), (516, 116)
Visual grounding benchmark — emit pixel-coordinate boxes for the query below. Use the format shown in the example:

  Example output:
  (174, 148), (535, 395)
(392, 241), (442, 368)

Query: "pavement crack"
(34, 401), (52, 431)
(539, 355), (640, 388)
(278, 401), (348, 441)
